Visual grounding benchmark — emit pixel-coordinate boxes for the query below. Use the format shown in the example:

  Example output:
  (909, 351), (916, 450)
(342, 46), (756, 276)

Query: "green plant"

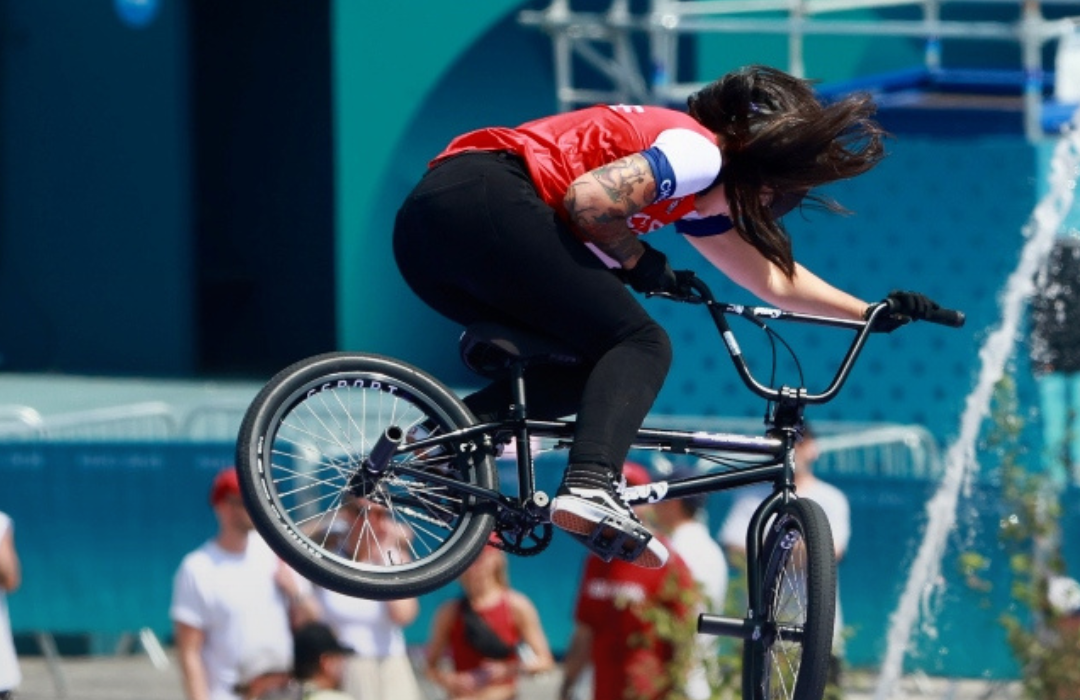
(623, 565), (699, 700)
(964, 375), (1080, 700)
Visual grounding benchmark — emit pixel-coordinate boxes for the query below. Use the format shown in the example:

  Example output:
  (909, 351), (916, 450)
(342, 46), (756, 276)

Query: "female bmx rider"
(392, 64), (940, 569)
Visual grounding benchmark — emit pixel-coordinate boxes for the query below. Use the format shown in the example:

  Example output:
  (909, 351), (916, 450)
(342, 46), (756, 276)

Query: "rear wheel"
(236, 352), (497, 600)
(742, 498), (836, 700)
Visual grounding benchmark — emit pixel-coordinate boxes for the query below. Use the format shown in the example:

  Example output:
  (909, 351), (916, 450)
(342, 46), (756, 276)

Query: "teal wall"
(0, 0), (193, 374)
(0, 0), (336, 377)
(334, 1), (541, 382)
(695, 6), (925, 81)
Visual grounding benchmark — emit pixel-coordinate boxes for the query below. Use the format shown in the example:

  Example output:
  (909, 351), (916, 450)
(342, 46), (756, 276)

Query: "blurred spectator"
(233, 646), (297, 700)
(652, 465), (727, 700)
(559, 462), (699, 700)
(292, 622), (355, 700)
(1029, 236), (1080, 487)
(425, 537), (554, 700)
(314, 499), (422, 700)
(0, 510), (21, 700)
(171, 468), (318, 700)
(718, 425), (850, 686)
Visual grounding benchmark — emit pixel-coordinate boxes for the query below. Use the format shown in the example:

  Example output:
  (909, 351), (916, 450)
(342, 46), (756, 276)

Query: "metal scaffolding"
(519, 0), (1080, 139)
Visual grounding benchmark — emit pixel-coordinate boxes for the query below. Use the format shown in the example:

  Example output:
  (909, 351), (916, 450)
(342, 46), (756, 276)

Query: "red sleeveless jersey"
(448, 594), (521, 673)
(433, 105), (718, 231)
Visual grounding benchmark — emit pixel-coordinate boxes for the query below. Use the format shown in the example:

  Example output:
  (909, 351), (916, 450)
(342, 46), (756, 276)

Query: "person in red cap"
(170, 468), (319, 700)
(559, 462), (699, 700)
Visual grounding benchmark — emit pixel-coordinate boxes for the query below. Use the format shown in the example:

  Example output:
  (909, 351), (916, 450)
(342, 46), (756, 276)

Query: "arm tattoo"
(592, 156), (652, 204)
(564, 156), (656, 266)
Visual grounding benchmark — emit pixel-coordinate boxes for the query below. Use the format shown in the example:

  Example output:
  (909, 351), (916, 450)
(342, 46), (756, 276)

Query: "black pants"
(393, 151), (672, 472)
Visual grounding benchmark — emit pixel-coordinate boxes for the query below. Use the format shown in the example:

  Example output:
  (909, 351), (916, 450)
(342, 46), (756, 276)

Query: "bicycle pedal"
(572, 515), (652, 563)
(563, 530), (613, 562)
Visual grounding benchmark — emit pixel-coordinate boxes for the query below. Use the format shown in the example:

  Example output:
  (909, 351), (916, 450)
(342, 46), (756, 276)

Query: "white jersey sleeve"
(644, 128), (722, 199)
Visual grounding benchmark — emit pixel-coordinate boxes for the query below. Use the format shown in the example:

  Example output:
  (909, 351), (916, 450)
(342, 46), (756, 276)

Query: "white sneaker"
(550, 469), (668, 568)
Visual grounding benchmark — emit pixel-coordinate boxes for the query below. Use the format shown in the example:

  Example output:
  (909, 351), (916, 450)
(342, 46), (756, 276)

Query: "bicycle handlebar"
(659, 273), (965, 406)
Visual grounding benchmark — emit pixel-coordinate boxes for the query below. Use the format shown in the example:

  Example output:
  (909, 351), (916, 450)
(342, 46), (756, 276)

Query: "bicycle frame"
(396, 398), (797, 638)
(392, 281), (896, 639)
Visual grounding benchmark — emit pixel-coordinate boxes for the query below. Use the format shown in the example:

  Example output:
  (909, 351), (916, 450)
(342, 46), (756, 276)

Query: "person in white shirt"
(718, 424), (850, 686)
(314, 498), (423, 700)
(0, 510), (21, 700)
(171, 468), (318, 700)
(653, 468), (727, 700)
(232, 645), (297, 700)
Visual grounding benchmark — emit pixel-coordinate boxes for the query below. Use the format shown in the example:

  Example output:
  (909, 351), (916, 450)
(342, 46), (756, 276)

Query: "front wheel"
(742, 497), (836, 700)
(236, 352), (498, 600)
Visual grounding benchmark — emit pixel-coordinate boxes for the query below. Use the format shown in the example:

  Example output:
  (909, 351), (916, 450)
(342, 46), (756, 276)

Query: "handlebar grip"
(882, 294), (966, 329)
(924, 306), (965, 328)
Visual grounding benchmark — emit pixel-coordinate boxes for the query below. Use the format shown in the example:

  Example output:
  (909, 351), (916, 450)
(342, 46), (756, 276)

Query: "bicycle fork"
(698, 430), (799, 643)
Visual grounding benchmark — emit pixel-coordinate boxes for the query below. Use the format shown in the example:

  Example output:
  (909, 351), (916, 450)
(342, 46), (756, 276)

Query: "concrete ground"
(13, 651), (1021, 700)
(12, 651), (561, 700)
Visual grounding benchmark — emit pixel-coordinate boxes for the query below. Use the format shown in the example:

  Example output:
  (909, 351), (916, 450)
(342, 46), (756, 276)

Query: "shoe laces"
(564, 468), (618, 491)
(613, 474), (632, 505)
(565, 468), (638, 519)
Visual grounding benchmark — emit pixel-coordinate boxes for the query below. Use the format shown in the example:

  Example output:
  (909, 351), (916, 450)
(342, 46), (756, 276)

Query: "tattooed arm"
(563, 154), (657, 268)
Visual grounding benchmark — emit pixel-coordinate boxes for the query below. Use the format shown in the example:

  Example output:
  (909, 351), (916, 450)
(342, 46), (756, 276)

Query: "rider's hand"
(867, 290), (941, 332)
(625, 242), (677, 294)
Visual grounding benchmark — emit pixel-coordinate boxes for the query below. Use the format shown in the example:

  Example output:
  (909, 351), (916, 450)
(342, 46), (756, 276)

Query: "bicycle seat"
(459, 322), (583, 378)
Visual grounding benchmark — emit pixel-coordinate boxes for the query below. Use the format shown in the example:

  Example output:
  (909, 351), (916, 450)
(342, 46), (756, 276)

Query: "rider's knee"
(631, 320), (673, 373)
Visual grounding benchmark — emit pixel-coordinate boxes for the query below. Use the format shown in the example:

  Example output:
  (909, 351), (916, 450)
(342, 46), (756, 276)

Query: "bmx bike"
(235, 272), (963, 700)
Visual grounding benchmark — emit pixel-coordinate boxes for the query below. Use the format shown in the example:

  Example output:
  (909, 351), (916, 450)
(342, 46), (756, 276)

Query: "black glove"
(625, 242), (677, 295)
(867, 290), (941, 333)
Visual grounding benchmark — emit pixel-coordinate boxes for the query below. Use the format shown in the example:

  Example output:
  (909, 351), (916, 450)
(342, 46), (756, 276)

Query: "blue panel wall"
(1, 443), (234, 636)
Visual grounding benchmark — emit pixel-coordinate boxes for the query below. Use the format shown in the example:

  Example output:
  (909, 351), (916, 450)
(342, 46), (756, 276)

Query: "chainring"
(492, 521), (553, 557)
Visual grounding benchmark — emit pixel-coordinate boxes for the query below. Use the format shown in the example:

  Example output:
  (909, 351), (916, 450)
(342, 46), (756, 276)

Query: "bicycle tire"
(236, 352), (497, 600)
(742, 497), (836, 700)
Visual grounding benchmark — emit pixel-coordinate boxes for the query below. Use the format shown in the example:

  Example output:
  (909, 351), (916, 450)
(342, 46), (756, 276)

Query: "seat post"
(509, 362), (527, 418)
(509, 362), (538, 502)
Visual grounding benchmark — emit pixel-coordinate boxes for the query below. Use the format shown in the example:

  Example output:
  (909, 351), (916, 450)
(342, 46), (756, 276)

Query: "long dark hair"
(688, 65), (887, 278)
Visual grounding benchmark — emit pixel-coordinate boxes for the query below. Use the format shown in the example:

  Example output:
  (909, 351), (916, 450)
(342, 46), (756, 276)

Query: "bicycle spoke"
(769, 539), (805, 699)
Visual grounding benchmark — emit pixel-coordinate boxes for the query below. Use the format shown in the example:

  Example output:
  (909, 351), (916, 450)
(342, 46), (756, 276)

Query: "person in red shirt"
(393, 64), (941, 568)
(558, 462), (699, 700)
(425, 541), (555, 700)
